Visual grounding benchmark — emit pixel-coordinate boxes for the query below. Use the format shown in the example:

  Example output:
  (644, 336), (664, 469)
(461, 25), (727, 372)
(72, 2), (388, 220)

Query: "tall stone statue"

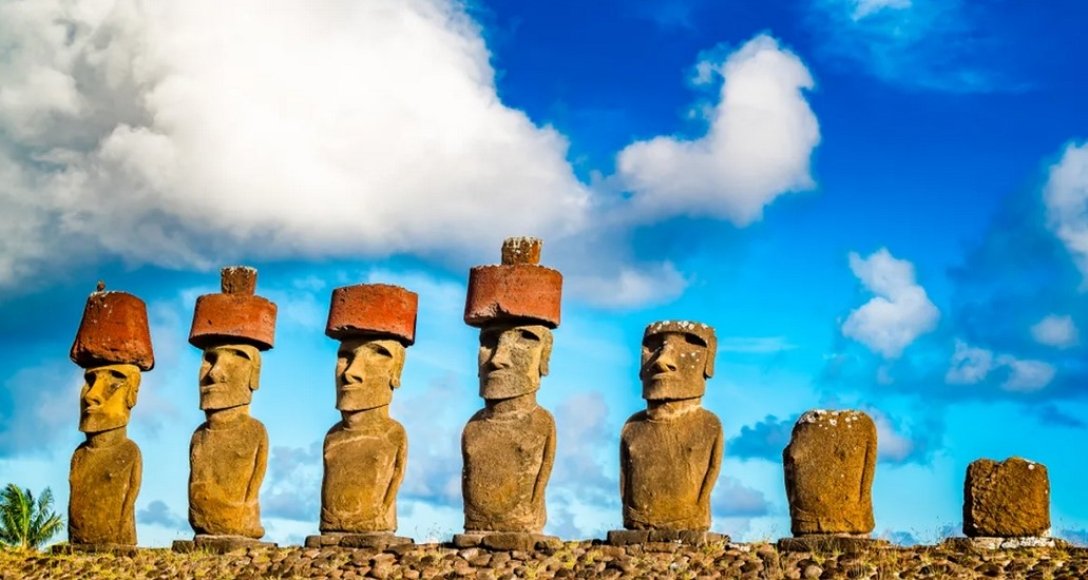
(66, 284), (154, 552)
(608, 321), (725, 546)
(175, 266), (277, 553)
(305, 283), (417, 550)
(455, 237), (562, 551)
(780, 409), (885, 553)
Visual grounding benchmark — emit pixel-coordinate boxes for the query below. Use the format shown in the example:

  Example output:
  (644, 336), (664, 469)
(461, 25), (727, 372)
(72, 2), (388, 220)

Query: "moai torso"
(462, 404), (556, 532)
(783, 410), (876, 535)
(68, 439), (141, 545)
(321, 416), (407, 533)
(189, 414), (268, 538)
(620, 407), (722, 530)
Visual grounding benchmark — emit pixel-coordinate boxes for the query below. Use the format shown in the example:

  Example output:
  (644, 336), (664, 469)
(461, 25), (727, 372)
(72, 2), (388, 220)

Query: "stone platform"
(452, 532), (562, 551)
(777, 535), (890, 554)
(304, 532), (413, 550)
(172, 535), (277, 554)
(942, 536), (1071, 551)
(51, 543), (139, 556)
(606, 529), (729, 546)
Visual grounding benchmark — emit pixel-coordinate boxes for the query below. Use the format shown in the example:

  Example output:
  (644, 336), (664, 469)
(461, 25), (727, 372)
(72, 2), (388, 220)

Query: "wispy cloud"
(842, 248), (939, 359)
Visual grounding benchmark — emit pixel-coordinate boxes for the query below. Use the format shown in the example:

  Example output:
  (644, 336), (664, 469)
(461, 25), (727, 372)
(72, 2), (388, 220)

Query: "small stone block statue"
(607, 320), (727, 547)
(779, 409), (887, 553)
(454, 237), (562, 551)
(65, 284), (154, 554)
(173, 266), (277, 553)
(304, 283), (418, 550)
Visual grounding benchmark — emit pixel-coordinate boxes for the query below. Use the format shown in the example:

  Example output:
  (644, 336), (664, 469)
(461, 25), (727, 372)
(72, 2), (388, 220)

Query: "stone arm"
(384, 428), (408, 512)
(532, 417), (557, 508)
(619, 432), (630, 510)
(247, 432), (269, 505)
(698, 427), (723, 509)
(124, 446), (143, 536)
(860, 426), (876, 502)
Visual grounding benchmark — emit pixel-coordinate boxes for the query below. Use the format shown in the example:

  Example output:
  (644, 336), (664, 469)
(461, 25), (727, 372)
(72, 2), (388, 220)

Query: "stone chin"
(336, 382), (393, 411)
(641, 376), (706, 401)
(78, 409), (130, 434)
(198, 384), (253, 411)
(479, 371), (539, 400)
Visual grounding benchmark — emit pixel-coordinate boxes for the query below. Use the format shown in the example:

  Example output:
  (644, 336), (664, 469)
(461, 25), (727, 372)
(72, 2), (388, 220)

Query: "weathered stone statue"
(608, 321), (726, 546)
(66, 285), (154, 553)
(305, 283), (417, 550)
(174, 266), (277, 553)
(455, 237), (562, 551)
(946, 457), (1062, 549)
(780, 409), (884, 553)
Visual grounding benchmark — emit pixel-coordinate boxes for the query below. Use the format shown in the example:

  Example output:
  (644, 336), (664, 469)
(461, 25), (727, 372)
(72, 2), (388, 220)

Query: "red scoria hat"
(189, 266), (277, 351)
(70, 283), (155, 371)
(464, 237), (562, 329)
(326, 283), (418, 346)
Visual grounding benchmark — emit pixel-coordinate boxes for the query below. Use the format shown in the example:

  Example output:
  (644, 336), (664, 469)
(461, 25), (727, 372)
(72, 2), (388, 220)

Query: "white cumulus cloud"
(842, 248), (939, 358)
(944, 340), (1057, 393)
(996, 355), (1056, 393)
(945, 339), (995, 384)
(0, 0), (590, 288)
(1031, 314), (1078, 349)
(616, 34), (820, 226)
(1044, 141), (1088, 281)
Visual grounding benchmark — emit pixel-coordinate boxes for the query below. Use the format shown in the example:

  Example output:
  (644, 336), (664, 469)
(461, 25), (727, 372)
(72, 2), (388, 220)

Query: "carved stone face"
(640, 331), (710, 401)
(335, 337), (406, 411)
(79, 363), (141, 433)
(198, 344), (261, 411)
(478, 323), (552, 400)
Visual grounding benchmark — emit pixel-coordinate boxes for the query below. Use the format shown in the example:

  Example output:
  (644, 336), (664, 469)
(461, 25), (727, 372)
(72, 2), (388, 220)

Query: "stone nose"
(651, 343), (679, 372)
(488, 339), (515, 370)
(83, 377), (107, 406)
(342, 354), (366, 384)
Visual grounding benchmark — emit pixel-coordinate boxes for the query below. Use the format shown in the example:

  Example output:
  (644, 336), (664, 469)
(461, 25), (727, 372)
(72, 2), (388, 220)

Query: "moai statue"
(607, 321), (726, 546)
(174, 266), (277, 553)
(780, 409), (885, 553)
(66, 284), (154, 553)
(454, 237), (562, 551)
(305, 283), (417, 550)
(949, 457), (1060, 549)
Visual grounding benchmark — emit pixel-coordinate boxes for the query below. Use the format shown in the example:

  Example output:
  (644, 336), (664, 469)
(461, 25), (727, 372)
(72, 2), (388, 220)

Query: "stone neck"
(646, 398), (701, 421)
(341, 406), (390, 428)
(484, 392), (538, 416)
(205, 405), (251, 428)
(84, 426), (128, 449)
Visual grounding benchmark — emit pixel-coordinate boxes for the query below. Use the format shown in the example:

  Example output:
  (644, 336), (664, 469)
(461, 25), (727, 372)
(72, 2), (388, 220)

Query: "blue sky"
(1, 0), (1087, 547)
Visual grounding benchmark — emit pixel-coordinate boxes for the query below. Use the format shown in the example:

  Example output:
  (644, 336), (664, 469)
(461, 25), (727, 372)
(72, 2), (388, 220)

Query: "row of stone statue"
(65, 237), (1056, 553)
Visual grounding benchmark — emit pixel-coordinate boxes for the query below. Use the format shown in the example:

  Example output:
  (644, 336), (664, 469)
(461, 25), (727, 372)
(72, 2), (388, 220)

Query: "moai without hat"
(780, 409), (886, 553)
(608, 321), (726, 546)
(944, 457), (1061, 549)
(455, 237), (563, 551)
(174, 266), (277, 553)
(305, 283), (417, 550)
(65, 285), (153, 553)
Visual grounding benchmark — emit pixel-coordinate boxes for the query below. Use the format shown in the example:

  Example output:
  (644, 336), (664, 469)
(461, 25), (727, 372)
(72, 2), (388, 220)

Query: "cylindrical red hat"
(326, 283), (418, 345)
(189, 266), (277, 351)
(70, 284), (155, 371)
(464, 237), (562, 329)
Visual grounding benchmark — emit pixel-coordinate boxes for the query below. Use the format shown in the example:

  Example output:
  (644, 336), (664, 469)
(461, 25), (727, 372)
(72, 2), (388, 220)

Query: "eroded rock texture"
(964, 457), (1050, 538)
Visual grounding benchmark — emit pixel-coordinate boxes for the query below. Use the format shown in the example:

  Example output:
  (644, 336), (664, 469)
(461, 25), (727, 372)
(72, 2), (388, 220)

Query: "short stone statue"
(608, 321), (725, 546)
(174, 266), (277, 553)
(455, 237), (562, 551)
(780, 409), (884, 553)
(67, 285), (154, 552)
(305, 283), (417, 550)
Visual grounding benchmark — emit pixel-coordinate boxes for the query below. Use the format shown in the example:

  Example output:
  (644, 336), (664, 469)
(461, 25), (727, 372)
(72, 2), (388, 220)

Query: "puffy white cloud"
(850, 0), (911, 20)
(616, 34), (819, 226)
(869, 409), (915, 463)
(945, 339), (995, 384)
(842, 248), (939, 358)
(996, 355), (1056, 393)
(0, 0), (590, 289)
(1031, 314), (1079, 349)
(567, 262), (688, 309)
(1045, 142), (1088, 280)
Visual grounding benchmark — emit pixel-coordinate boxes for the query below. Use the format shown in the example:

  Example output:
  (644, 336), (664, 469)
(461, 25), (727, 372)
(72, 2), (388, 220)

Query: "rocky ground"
(2, 540), (1087, 579)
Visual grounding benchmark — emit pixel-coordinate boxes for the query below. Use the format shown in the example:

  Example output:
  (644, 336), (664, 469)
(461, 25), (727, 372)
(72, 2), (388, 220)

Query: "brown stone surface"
(172, 535), (276, 554)
(70, 288), (154, 371)
(320, 411), (407, 533)
(464, 238), (562, 329)
(189, 266), (277, 350)
(452, 532), (562, 551)
(943, 536), (1069, 551)
(51, 543), (139, 556)
(620, 321), (722, 532)
(326, 284), (418, 344)
(607, 529), (729, 546)
(963, 457), (1050, 538)
(68, 437), (141, 546)
(777, 536), (890, 554)
(783, 409), (877, 536)
(188, 413), (268, 538)
(304, 532), (413, 549)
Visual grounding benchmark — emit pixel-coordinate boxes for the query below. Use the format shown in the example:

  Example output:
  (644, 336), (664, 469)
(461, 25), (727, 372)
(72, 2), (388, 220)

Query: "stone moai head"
(70, 285), (154, 434)
(639, 321), (716, 402)
(464, 237), (562, 401)
(189, 266), (277, 412)
(325, 283), (418, 411)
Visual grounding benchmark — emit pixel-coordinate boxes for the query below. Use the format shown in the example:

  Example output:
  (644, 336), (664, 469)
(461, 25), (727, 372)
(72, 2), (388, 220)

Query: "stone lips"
(963, 457), (1050, 538)
(189, 293), (277, 350)
(326, 284), (418, 345)
(464, 264), (562, 329)
(70, 291), (155, 371)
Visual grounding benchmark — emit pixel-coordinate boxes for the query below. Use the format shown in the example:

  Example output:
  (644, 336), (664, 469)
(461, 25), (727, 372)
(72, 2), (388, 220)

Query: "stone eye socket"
(369, 343), (393, 358)
(480, 329), (501, 349)
(683, 334), (706, 348)
(204, 350), (219, 365)
(516, 328), (540, 344)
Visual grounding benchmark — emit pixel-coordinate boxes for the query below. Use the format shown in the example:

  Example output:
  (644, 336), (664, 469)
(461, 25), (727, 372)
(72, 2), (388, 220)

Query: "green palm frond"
(0, 483), (63, 550)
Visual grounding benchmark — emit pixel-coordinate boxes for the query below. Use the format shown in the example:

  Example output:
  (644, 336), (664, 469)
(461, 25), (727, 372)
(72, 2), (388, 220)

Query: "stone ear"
(125, 371), (141, 409)
(248, 351), (262, 392)
(539, 329), (553, 377)
(391, 345), (406, 389)
(703, 335), (716, 379)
